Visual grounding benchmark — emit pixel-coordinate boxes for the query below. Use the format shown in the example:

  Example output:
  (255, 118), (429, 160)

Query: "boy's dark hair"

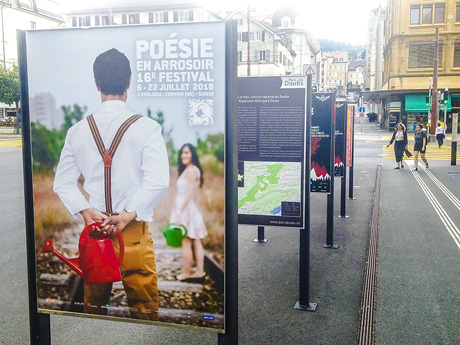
(93, 48), (131, 96)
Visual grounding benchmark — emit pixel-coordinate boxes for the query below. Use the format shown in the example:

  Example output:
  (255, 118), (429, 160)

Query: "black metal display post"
(339, 169), (348, 218)
(218, 19), (239, 345)
(324, 191), (338, 249)
(339, 105), (348, 218)
(19, 30), (52, 345)
(253, 226), (268, 243)
(324, 102), (338, 249)
(294, 73), (317, 312)
(348, 110), (356, 200)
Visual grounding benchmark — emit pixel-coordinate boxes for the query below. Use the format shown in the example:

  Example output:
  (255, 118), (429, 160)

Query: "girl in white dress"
(170, 144), (207, 281)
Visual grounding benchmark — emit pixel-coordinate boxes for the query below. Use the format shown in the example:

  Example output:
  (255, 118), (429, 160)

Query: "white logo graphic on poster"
(188, 99), (214, 126)
(316, 95), (331, 102)
(280, 76), (305, 89)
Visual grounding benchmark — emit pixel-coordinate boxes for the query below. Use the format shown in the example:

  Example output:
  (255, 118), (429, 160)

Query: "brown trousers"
(83, 221), (159, 321)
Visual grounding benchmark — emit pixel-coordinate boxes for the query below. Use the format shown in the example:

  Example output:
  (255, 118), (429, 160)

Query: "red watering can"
(42, 222), (124, 285)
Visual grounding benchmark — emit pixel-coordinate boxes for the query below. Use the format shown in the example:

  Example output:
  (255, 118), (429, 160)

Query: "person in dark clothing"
(387, 122), (408, 169)
(413, 123), (429, 171)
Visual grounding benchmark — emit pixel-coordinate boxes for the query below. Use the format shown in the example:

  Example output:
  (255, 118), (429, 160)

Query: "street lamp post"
(431, 28), (439, 135)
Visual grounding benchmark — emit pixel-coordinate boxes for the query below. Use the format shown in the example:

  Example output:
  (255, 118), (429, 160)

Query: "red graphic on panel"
(311, 161), (331, 181)
(334, 156), (344, 168)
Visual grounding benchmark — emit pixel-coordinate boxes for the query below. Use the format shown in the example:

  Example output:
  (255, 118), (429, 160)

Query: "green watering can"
(160, 223), (188, 247)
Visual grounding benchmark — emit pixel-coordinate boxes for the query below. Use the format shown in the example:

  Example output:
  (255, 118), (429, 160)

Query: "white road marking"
(419, 166), (460, 211)
(408, 163), (460, 250)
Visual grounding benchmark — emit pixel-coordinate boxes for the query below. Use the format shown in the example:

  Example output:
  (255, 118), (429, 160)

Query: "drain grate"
(357, 165), (382, 345)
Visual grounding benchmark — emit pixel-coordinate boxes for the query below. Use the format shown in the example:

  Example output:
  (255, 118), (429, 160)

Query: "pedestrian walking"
(413, 123), (429, 171)
(53, 48), (170, 321)
(387, 122), (408, 169)
(435, 122), (446, 148)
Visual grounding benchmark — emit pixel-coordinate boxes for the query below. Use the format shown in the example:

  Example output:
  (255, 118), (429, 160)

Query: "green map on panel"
(238, 161), (301, 216)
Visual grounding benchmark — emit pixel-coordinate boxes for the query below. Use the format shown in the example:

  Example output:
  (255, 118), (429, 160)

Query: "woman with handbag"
(387, 123), (408, 169)
(435, 123), (446, 148)
(170, 143), (207, 282)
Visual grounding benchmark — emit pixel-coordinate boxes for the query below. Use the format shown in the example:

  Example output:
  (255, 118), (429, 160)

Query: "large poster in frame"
(334, 101), (347, 176)
(311, 93), (335, 193)
(21, 21), (227, 331)
(346, 105), (354, 168)
(237, 76), (306, 228)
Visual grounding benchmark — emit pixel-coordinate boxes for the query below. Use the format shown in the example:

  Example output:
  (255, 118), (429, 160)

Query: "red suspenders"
(87, 114), (142, 214)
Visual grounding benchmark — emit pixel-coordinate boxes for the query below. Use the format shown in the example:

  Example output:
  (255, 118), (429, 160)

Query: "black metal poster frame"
(237, 76), (306, 228)
(311, 93), (335, 193)
(20, 19), (238, 345)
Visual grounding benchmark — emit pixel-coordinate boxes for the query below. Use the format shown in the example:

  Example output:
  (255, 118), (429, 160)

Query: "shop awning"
(405, 94), (451, 112)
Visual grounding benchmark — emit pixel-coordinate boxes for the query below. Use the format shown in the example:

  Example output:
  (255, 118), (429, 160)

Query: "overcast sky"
(62, 0), (386, 45)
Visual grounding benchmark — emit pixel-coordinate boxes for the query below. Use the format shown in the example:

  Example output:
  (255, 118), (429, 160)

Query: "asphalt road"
(1, 117), (459, 344)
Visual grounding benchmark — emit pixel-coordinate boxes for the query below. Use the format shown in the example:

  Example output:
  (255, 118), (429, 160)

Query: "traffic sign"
(359, 107), (365, 113)
(306, 66), (315, 75)
(360, 113), (364, 117)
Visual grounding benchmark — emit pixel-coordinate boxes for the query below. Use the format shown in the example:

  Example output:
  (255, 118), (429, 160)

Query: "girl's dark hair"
(418, 123), (423, 128)
(178, 143), (204, 187)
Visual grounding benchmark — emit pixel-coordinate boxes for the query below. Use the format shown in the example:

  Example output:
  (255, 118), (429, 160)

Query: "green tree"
(0, 64), (20, 113)
(31, 104), (86, 172)
(61, 104), (85, 133)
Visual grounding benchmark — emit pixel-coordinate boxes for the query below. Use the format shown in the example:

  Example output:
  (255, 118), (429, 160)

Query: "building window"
(237, 51), (243, 62)
(408, 42), (443, 68)
(279, 52), (282, 64)
(128, 14), (139, 24)
(101, 15), (108, 25)
(410, 6), (420, 24)
(422, 5), (432, 24)
(179, 10), (189, 21)
(77, 16), (91, 27)
(238, 32), (242, 41)
(457, 3), (460, 22)
(411, 4), (445, 25)
(250, 32), (254, 41)
(255, 32), (264, 41)
(434, 4), (445, 23)
(237, 18), (243, 25)
(257, 50), (270, 62)
(454, 41), (460, 67)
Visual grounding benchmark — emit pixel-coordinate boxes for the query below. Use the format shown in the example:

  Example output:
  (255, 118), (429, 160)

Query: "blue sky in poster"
(26, 21), (226, 150)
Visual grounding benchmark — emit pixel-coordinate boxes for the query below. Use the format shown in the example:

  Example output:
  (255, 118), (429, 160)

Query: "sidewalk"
(376, 160), (460, 343)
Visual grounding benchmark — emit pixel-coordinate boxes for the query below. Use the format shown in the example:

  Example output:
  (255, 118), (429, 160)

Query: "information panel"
(347, 105), (355, 168)
(22, 21), (227, 332)
(334, 101), (347, 176)
(237, 76), (306, 228)
(311, 93), (335, 193)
